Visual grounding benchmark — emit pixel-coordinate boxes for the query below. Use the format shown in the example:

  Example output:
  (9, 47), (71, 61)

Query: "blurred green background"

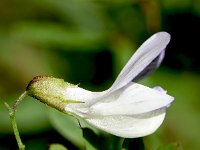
(0, 0), (200, 149)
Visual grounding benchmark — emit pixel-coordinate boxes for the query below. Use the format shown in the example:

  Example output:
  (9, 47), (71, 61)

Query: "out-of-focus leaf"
(11, 22), (106, 50)
(110, 36), (137, 76)
(48, 109), (85, 149)
(0, 32), (48, 93)
(157, 143), (182, 150)
(144, 134), (163, 150)
(89, 0), (134, 4)
(49, 144), (68, 150)
(162, 0), (191, 12)
(0, 96), (50, 133)
(82, 128), (98, 150)
(83, 127), (122, 150)
(33, 0), (106, 29)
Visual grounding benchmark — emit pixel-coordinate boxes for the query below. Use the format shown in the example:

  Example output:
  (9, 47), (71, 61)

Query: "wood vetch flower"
(26, 32), (174, 138)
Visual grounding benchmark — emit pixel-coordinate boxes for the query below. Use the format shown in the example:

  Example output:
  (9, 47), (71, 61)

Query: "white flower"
(27, 32), (174, 138)
(64, 32), (174, 138)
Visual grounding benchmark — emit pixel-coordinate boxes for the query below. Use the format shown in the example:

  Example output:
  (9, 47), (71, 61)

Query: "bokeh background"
(0, 0), (200, 149)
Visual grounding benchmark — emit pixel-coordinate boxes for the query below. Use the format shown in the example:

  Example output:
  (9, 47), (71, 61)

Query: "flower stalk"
(5, 91), (27, 150)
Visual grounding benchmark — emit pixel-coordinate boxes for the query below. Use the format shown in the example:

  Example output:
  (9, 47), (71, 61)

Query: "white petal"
(85, 109), (166, 138)
(64, 86), (107, 116)
(64, 86), (98, 103)
(108, 32), (170, 94)
(83, 32), (171, 106)
(87, 82), (174, 116)
(133, 50), (165, 81)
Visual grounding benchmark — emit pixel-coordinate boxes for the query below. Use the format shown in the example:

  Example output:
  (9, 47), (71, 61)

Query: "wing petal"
(88, 82), (174, 116)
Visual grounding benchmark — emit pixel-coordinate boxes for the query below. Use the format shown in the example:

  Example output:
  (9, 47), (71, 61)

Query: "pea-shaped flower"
(27, 32), (174, 138)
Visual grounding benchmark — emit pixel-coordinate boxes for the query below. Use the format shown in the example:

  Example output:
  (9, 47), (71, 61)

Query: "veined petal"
(86, 82), (174, 116)
(85, 108), (166, 138)
(133, 50), (165, 82)
(108, 32), (170, 94)
(86, 32), (171, 106)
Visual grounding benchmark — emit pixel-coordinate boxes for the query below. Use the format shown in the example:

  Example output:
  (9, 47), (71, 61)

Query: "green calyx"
(26, 76), (82, 113)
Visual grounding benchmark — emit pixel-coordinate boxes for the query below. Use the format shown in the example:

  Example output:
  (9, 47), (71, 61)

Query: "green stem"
(5, 91), (27, 150)
(12, 91), (27, 111)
